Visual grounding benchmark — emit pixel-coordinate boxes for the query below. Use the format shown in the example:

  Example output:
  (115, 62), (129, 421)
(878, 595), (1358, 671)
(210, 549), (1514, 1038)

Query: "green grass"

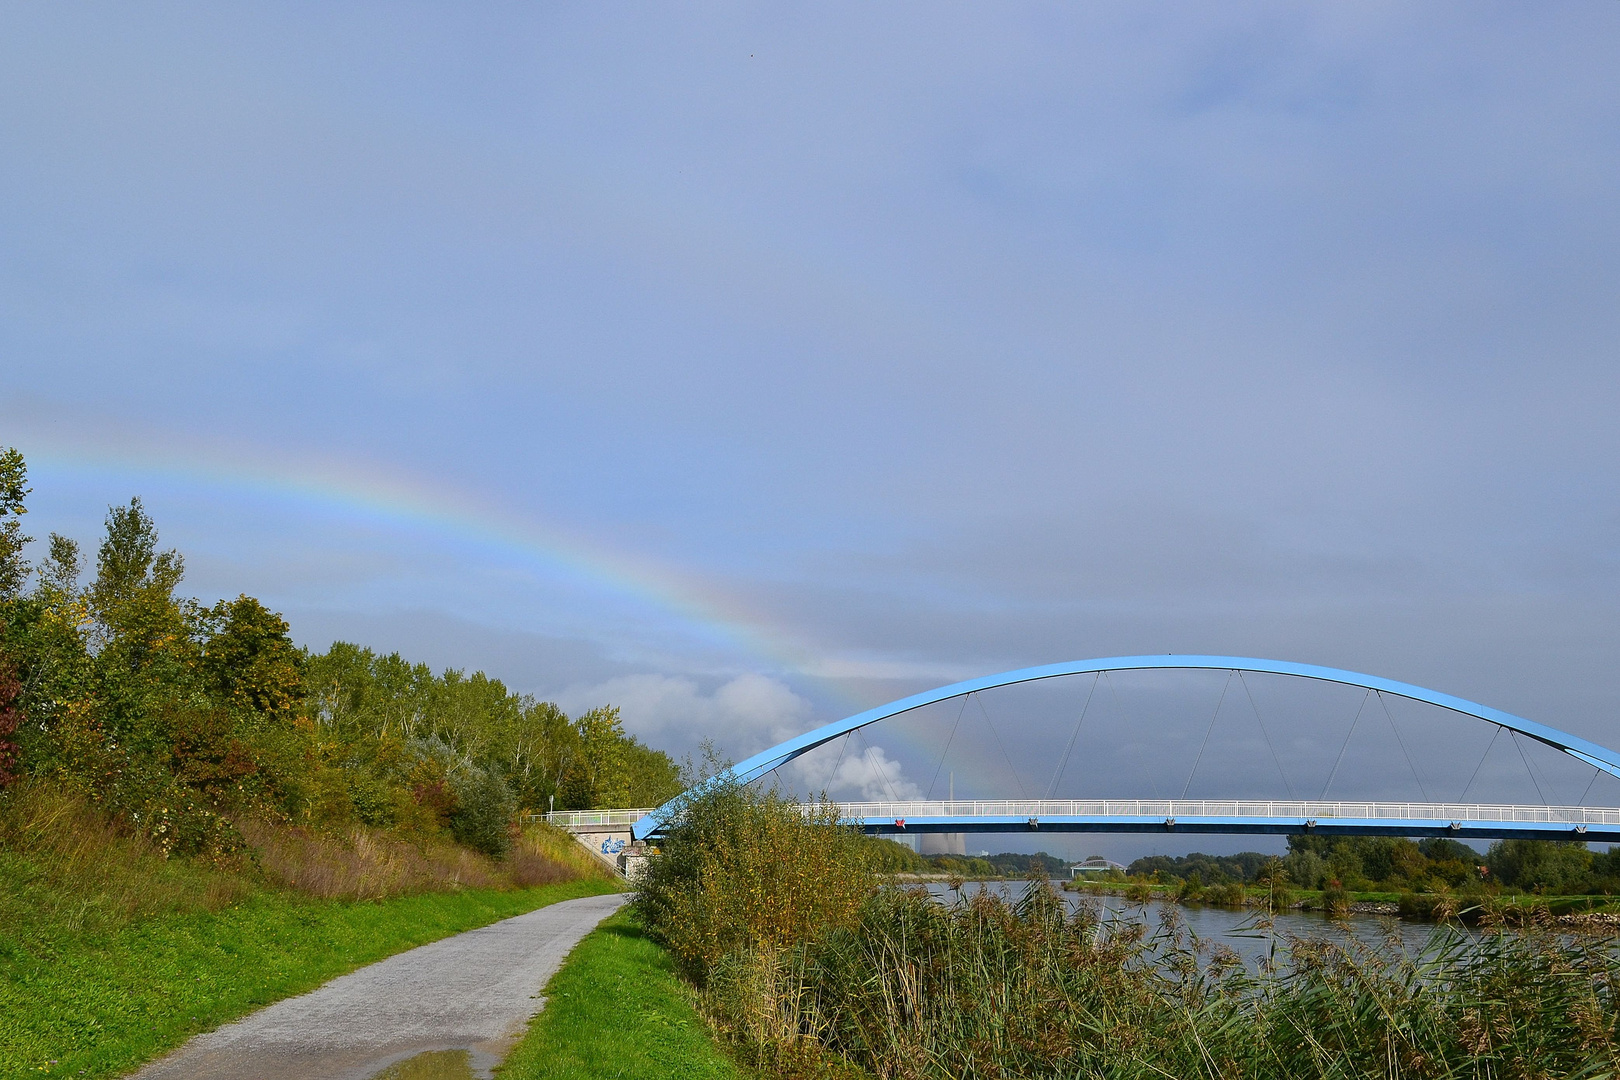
(0, 877), (620, 1080)
(499, 910), (748, 1080)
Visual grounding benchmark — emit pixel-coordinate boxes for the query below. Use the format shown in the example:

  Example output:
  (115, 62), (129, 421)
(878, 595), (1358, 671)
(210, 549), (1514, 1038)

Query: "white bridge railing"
(829, 799), (1620, 826)
(540, 808), (656, 830)
(542, 801), (1620, 833)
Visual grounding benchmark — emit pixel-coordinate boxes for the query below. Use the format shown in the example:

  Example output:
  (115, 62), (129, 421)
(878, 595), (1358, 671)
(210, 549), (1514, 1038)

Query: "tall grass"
(704, 881), (1620, 1079)
(238, 817), (608, 900)
(633, 783), (1620, 1080)
(0, 780), (610, 934)
(0, 781), (254, 936)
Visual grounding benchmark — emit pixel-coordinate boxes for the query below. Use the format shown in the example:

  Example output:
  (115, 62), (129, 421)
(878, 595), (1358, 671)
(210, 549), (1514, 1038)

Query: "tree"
(0, 447), (31, 598)
(1486, 839), (1594, 893)
(89, 497), (184, 633)
(35, 533), (82, 602)
(202, 595), (304, 722)
(0, 654), (22, 786)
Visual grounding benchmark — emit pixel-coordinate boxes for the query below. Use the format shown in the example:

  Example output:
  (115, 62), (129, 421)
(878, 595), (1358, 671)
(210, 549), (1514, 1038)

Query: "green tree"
(1486, 839), (1594, 893)
(0, 447), (31, 597)
(34, 533), (83, 603)
(202, 595), (304, 722)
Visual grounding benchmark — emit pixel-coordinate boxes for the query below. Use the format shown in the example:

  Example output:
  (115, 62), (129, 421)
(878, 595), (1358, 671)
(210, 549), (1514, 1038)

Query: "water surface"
(923, 880), (1440, 966)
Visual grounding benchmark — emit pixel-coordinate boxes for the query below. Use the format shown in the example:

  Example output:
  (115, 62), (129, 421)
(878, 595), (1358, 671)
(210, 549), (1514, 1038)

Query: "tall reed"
(705, 880), (1620, 1079)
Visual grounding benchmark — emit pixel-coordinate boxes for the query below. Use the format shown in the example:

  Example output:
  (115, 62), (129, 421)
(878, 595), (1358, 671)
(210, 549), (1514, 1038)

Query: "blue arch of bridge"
(631, 655), (1620, 840)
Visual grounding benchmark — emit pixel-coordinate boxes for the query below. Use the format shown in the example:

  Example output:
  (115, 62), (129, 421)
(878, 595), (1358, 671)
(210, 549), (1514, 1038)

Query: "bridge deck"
(831, 799), (1620, 842)
(554, 801), (1620, 843)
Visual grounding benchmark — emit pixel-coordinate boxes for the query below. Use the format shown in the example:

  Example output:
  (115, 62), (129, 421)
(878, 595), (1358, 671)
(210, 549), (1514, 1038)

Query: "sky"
(4, 3), (1619, 858)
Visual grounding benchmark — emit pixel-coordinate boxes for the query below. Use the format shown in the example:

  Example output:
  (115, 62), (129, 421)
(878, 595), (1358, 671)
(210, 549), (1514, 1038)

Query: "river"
(924, 880), (1441, 966)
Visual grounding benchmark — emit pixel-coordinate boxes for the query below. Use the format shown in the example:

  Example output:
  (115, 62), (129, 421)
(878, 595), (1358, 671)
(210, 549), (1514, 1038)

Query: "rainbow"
(17, 431), (826, 674)
(9, 422), (991, 783)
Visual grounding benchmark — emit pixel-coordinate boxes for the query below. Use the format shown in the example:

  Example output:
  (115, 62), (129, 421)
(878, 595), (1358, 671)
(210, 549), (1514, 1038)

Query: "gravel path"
(129, 892), (627, 1080)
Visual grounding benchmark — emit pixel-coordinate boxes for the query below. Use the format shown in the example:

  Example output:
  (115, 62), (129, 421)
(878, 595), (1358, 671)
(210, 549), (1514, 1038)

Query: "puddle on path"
(368, 1049), (477, 1080)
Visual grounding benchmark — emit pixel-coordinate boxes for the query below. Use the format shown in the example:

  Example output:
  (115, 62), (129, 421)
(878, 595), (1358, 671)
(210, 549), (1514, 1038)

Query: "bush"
(632, 778), (877, 985)
(449, 766), (516, 859)
(1322, 884), (1350, 916)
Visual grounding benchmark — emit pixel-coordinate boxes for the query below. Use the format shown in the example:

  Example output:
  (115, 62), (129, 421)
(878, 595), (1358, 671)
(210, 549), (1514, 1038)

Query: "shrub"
(632, 778), (878, 985)
(449, 766), (516, 859)
(1322, 884), (1350, 916)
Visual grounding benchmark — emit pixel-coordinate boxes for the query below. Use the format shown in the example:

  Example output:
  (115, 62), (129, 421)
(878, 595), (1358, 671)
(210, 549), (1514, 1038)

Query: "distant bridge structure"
(629, 656), (1620, 845)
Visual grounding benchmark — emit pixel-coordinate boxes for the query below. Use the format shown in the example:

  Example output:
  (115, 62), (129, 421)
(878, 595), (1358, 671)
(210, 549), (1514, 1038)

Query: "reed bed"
(637, 782), (1620, 1080)
(700, 881), (1620, 1080)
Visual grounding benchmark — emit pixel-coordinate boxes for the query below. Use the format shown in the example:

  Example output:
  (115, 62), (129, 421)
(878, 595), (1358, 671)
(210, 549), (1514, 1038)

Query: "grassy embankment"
(500, 909), (747, 1080)
(0, 782), (618, 1080)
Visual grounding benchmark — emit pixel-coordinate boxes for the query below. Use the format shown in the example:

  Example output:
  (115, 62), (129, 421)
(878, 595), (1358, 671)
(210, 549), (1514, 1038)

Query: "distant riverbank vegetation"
(1126, 834), (1620, 916)
(636, 780), (1620, 1080)
(865, 838), (1070, 879)
(0, 447), (681, 873)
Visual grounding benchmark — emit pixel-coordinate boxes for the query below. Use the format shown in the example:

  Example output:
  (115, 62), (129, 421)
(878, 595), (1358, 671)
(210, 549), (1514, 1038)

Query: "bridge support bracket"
(1164, 817), (1175, 829)
(1027, 817), (1039, 830)
(1577, 825), (1588, 834)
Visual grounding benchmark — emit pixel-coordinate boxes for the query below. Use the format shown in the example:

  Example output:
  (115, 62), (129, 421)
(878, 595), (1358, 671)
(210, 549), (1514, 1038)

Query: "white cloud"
(557, 672), (923, 801)
(790, 741), (921, 802)
(556, 672), (813, 759)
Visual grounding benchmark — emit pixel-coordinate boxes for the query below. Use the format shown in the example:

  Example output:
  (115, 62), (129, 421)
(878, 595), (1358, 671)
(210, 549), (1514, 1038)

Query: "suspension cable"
(1106, 671), (1161, 798)
(829, 730), (852, 793)
(974, 692), (1029, 800)
(926, 693), (972, 800)
(1510, 730), (1548, 806)
(856, 728), (902, 802)
(1046, 672), (1101, 799)
(1375, 690), (1430, 802)
(1319, 688), (1371, 800)
(1182, 670), (1235, 799)
(1239, 671), (1296, 800)
(1459, 725), (1501, 801)
(1579, 765), (1601, 807)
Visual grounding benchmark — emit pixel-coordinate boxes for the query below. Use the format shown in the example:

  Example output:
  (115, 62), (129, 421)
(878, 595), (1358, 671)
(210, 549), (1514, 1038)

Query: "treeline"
(0, 448), (680, 859)
(1131, 834), (1620, 895)
(863, 838), (1070, 878)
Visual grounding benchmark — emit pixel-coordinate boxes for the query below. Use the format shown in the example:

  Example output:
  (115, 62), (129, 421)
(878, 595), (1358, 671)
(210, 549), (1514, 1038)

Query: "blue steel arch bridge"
(555, 657), (1620, 861)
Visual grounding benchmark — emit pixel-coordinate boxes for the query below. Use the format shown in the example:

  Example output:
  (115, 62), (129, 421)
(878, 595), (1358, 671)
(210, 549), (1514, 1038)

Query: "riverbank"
(1061, 877), (1620, 923)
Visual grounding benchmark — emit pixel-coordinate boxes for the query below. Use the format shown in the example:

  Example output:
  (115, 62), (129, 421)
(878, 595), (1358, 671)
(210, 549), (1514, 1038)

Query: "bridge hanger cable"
(1319, 688), (1372, 800)
(1578, 765), (1601, 807)
(855, 728), (903, 803)
(1105, 672), (1162, 798)
(1046, 672), (1101, 799)
(973, 692), (1029, 800)
(829, 732), (852, 792)
(1181, 670), (1235, 799)
(1238, 671), (1296, 800)
(1520, 734), (1558, 805)
(1375, 690), (1431, 802)
(1459, 725), (1502, 802)
(1510, 730), (1549, 806)
(926, 693), (972, 801)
